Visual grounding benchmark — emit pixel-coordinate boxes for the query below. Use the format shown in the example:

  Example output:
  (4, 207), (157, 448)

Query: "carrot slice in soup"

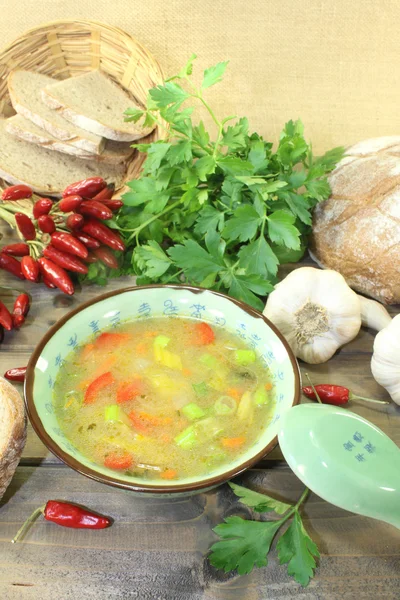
(104, 452), (133, 470)
(81, 343), (95, 360)
(117, 379), (143, 404)
(191, 322), (215, 346)
(94, 332), (132, 349)
(84, 371), (115, 404)
(139, 413), (173, 426)
(221, 436), (246, 449)
(161, 469), (178, 480)
(128, 411), (152, 433)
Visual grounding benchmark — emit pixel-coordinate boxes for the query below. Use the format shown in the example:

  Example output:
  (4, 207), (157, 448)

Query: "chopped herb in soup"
(53, 318), (275, 481)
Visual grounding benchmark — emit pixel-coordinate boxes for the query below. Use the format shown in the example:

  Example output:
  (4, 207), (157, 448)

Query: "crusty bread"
(310, 136), (400, 304)
(41, 69), (155, 142)
(6, 115), (135, 165)
(0, 119), (126, 197)
(0, 377), (26, 500)
(8, 70), (105, 154)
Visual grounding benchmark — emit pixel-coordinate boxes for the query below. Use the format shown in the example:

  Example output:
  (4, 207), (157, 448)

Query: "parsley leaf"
(267, 210), (301, 249)
(194, 205), (225, 235)
(277, 512), (320, 587)
(167, 239), (223, 281)
(221, 117), (249, 151)
(149, 82), (190, 107)
(229, 483), (292, 514)
(222, 205), (262, 242)
(133, 241), (171, 277)
(228, 273), (273, 311)
(202, 61), (229, 89)
(210, 516), (283, 574)
(209, 484), (319, 587)
(238, 237), (279, 277)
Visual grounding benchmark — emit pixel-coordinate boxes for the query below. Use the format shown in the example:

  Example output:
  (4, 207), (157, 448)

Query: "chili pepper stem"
(11, 505), (46, 543)
(305, 373), (323, 404)
(0, 206), (16, 227)
(350, 393), (390, 405)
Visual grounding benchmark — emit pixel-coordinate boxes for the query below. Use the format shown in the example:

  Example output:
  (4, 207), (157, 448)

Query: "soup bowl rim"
(24, 284), (300, 494)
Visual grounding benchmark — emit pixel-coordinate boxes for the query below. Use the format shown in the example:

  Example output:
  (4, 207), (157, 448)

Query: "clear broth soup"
(53, 318), (275, 481)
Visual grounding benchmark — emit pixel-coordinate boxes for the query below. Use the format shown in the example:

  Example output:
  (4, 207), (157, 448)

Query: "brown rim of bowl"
(25, 284), (300, 494)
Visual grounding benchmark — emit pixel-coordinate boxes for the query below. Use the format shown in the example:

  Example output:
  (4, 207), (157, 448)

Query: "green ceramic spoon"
(278, 404), (400, 529)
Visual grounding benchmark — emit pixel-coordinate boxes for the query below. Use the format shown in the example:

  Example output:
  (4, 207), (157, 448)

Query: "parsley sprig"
(94, 56), (343, 309)
(209, 482), (319, 587)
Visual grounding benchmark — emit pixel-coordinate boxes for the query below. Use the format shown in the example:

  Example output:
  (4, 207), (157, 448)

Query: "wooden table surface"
(0, 221), (399, 599)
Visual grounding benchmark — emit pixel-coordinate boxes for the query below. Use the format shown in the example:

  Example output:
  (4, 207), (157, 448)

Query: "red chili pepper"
(37, 214), (56, 234)
(93, 246), (119, 269)
(2, 243), (30, 257)
(302, 385), (389, 406)
(58, 195), (83, 213)
(78, 200), (113, 221)
(62, 177), (107, 199)
(51, 231), (88, 259)
(0, 301), (12, 331)
(4, 366), (26, 382)
(2, 184), (33, 201)
(15, 213), (36, 241)
(66, 213), (84, 231)
(43, 276), (56, 289)
(12, 500), (111, 543)
(0, 253), (25, 280)
(33, 198), (53, 219)
(82, 219), (125, 252)
(21, 256), (39, 282)
(92, 183), (115, 202)
(84, 252), (98, 264)
(12, 293), (30, 328)
(38, 258), (74, 295)
(44, 245), (88, 274)
(100, 199), (123, 212)
(74, 232), (101, 250)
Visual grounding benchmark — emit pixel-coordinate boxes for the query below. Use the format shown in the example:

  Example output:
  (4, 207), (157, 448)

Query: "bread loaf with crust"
(0, 377), (26, 500)
(310, 136), (400, 304)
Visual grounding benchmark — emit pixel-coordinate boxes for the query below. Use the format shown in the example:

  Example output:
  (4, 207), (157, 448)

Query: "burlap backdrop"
(0, 0), (398, 154)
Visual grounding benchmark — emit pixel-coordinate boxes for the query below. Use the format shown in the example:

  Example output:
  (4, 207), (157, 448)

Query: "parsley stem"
(279, 488), (310, 524)
(126, 199), (183, 244)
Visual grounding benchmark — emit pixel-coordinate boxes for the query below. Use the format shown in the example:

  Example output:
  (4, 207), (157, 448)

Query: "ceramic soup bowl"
(25, 285), (300, 496)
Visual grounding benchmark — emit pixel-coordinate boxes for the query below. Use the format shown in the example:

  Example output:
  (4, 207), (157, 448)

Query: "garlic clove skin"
(371, 314), (400, 405)
(358, 295), (392, 332)
(263, 267), (361, 364)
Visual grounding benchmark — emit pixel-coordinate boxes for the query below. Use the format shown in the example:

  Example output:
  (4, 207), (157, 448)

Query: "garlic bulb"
(371, 315), (400, 405)
(358, 295), (392, 332)
(263, 267), (361, 364)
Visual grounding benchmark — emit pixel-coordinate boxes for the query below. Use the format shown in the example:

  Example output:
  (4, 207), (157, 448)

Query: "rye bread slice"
(0, 119), (126, 197)
(8, 70), (105, 154)
(41, 69), (155, 142)
(6, 115), (135, 165)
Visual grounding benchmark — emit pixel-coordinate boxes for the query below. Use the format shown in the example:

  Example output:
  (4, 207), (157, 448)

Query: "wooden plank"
(0, 466), (399, 600)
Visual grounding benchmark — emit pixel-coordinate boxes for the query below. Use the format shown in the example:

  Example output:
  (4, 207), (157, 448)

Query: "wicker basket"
(0, 20), (165, 192)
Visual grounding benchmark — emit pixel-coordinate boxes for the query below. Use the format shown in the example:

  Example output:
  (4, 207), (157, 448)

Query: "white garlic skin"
(371, 314), (400, 405)
(358, 295), (392, 332)
(263, 267), (361, 364)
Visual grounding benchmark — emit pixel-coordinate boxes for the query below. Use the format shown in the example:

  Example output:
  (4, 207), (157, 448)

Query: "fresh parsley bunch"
(111, 55), (343, 309)
(209, 482), (319, 587)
